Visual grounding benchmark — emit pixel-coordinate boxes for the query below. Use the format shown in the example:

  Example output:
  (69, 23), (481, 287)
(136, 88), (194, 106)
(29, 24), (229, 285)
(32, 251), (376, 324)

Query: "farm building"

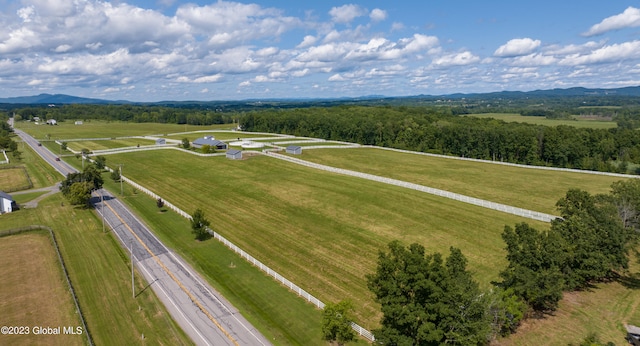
(286, 145), (302, 155)
(46, 119), (57, 125)
(75, 121), (83, 125)
(155, 139), (166, 145)
(0, 191), (14, 214)
(192, 136), (227, 150)
(226, 149), (242, 160)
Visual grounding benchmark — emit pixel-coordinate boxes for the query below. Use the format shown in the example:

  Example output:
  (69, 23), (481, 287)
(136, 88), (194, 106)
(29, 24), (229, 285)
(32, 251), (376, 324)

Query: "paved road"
(15, 127), (270, 346)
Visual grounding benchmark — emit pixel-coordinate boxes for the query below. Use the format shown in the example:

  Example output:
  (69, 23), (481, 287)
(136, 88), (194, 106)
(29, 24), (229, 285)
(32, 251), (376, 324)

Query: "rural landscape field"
(1, 110), (638, 345)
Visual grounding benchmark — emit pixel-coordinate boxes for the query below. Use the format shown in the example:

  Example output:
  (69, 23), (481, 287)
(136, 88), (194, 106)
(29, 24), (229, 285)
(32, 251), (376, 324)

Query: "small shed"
(155, 139), (166, 145)
(226, 149), (242, 160)
(0, 191), (14, 214)
(75, 121), (83, 125)
(286, 145), (302, 155)
(627, 325), (640, 346)
(46, 119), (57, 125)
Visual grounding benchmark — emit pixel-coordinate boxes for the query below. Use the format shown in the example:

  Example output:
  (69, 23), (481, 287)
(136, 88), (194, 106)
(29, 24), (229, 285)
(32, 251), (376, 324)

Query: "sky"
(1, 1), (640, 101)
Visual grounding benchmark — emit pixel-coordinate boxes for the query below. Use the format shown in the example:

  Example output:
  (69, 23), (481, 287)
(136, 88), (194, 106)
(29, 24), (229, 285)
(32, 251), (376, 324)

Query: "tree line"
(241, 106), (640, 173)
(359, 180), (639, 345)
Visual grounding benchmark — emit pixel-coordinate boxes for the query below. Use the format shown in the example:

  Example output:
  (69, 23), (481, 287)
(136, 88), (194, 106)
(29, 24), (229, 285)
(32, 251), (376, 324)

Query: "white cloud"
(559, 40), (640, 65)
(370, 9), (387, 22)
(583, 6), (640, 36)
(494, 38), (541, 57)
(329, 4), (367, 24)
(298, 35), (317, 48)
(432, 51), (480, 67)
(328, 74), (345, 81)
(193, 74), (223, 83)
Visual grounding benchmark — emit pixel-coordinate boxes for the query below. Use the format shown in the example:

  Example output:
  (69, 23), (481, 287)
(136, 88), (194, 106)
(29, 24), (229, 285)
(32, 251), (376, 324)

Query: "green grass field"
(0, 195), (192, 345)
(103, 149), (549, 328)
(294, 147), (630, 215)
(0, 231), (84, 346)
(9, 142), (62, 187)
(0, 166), (31, 191)
(465, 113), (617, 129)
(66, 138), (157, 152)
(15, 120), (231, 140)
(165, 131), (283, 142)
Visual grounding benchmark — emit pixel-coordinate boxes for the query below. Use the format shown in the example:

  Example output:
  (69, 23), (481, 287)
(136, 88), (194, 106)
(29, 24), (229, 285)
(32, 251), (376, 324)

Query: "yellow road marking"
(99, 194), (239, 346)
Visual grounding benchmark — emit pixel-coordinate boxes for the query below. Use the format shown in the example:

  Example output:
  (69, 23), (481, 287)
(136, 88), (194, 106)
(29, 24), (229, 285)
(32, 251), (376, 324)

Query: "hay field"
(106, 149), (549, 327)
(0, 231), (83, 346)
(0, 167), (30, 191)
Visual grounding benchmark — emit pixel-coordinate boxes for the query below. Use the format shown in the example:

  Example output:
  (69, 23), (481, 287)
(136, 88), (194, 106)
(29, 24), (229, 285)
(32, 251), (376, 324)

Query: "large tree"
(366, 241), (491, 345)
(60, 166), (104, 206)
(321, 300), (356, 346)
(190, 208), (211, 241)
(497, 223), (566, 312)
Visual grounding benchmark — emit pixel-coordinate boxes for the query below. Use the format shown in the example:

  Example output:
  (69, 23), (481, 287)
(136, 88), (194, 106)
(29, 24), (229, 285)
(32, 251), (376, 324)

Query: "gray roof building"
(192, 136), (228, 150)
(226, 149), (242, 160)
(286, 145), (302, 155)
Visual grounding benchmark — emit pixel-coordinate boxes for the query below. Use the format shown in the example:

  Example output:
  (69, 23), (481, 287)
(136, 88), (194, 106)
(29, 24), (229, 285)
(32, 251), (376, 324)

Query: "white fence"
(0, 150), (8, 164)
(113, 170), (376, 342)
(265, 152), (559, 223)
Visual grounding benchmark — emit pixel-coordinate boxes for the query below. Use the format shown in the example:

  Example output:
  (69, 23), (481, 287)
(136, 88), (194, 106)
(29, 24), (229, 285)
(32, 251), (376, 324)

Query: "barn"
(192, 136), (228, 150)
(286, 145), (302, 155)
(226, 149), (242, 160)
(0, 191), (14, 214)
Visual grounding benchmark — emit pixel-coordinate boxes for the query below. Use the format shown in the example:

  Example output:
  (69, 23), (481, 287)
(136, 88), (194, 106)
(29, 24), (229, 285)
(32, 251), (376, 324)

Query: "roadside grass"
(12, 190), (48, 204)
(0, 167), (30, 191)
(296, 147), (630, 215)
(66, 138), (157, 152)
(0, 231), (84, 346)
(15, 120), (230, 140)
(0, 194), (192, 346)
(9, 142), (62, 187)
(465, 113), (617, 129)
(498, 256), (640, 345)
(104, 177), (331, 346)
(104, 149), (549, 328)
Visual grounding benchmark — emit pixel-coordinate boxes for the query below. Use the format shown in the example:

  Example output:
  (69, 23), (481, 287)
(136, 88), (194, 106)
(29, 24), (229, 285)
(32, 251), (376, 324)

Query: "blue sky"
(1, 0), (639, 101)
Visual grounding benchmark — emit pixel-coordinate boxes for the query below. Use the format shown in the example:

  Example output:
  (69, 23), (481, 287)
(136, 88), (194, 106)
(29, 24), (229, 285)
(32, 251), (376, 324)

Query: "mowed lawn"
(465, 113), (617, 129)
(0, 231), (84, 346)
(297, 147), (630, 215)
(107, 149), (549, 328)
(165, 131), (284, 142)
(66, 138), (157, 152)
(0, 167), (30, 191)
(0, 195), (191, 345)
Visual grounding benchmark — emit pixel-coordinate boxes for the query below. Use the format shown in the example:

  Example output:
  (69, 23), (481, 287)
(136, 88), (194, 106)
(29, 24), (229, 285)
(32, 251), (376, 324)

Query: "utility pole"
(131, 240), (135, 298)
(119, 164), (124, 196)
(101, 191), (105, 233)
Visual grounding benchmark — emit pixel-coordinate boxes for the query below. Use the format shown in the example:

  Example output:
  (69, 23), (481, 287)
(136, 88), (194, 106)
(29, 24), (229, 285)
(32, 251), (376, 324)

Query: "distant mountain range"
(2, 86), (640, 105)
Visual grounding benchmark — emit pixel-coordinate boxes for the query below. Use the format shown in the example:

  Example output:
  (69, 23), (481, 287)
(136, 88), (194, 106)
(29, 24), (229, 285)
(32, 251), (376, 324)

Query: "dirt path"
(13, 184), (61, 209)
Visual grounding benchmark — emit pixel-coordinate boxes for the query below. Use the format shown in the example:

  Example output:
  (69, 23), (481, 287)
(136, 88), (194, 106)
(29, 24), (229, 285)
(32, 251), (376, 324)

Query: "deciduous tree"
(321, 300), (356, 346)
(190, 208), (211, 241)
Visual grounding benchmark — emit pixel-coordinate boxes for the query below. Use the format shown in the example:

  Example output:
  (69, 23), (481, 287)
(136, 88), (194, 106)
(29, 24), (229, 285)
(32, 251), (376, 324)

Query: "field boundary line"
(0, 226), (93, 346)
(264, 151), (559, 222)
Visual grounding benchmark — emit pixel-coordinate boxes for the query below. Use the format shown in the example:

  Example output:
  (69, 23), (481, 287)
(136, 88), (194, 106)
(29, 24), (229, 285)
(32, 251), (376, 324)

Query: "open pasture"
(0, 231), (83, 346)
(107, 149), (549, 327)
(296, 147), (630, 215)
(66, 138), (157, 152)
(465, 113), (617, 129)
(0, 166), (31, 191)
(16, 120), (229, 140)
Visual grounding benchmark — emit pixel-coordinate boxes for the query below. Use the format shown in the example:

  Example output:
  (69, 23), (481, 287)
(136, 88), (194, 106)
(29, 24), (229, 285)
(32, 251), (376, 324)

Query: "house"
(155, 139), (166, 145)
(226, 149), (242, 160)
(192, 136), (228, 150)
(286, 145), (302, 155)
(46, 119), (57, 125)
(75, 121), (83, 125)
(0, 191), (14, 214)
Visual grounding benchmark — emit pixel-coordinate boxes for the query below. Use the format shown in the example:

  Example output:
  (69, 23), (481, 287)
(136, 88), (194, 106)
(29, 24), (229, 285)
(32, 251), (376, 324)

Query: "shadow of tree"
(618, 272), (640, 289)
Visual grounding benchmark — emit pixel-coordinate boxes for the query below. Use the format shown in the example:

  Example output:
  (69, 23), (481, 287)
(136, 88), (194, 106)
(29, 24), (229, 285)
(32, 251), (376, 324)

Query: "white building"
(0, 191), (14, 214)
